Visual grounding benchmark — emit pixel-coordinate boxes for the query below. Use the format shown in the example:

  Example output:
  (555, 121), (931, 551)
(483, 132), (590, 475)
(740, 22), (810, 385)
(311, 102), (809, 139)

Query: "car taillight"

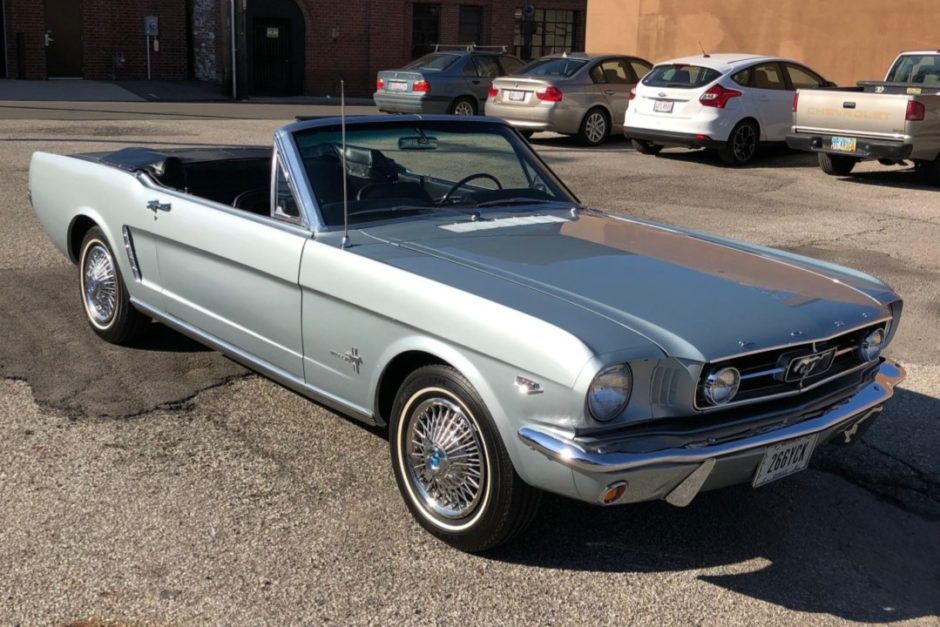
(792, 92), (799, 113)
(488, 85), (499, 98)
(536, 86), (563, 102)
(906, 100), (925, 121)
(412, 80), (430, 93)
(629, 87), (636, 101)
(376, 78), (384, 91)
(700, 84), (742, 109)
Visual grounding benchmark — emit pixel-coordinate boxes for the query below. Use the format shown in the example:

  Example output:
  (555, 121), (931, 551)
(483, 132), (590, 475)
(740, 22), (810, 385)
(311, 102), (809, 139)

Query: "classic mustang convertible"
(29, 116), (905, 552)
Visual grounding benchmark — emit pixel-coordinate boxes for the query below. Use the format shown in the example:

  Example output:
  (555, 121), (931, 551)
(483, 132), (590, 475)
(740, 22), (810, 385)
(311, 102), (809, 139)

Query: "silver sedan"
(486, 53), (652, 146)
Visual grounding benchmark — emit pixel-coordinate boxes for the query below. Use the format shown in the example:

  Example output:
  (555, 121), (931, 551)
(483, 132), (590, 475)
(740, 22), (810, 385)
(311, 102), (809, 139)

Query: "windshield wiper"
(472, 197), (569, 209)
(347, 205), (434, 221)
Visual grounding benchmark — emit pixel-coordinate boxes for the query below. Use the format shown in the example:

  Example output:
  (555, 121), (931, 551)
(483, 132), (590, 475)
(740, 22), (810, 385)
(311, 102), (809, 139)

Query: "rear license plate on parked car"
(508, 90), (526, 102)
(653, 100), (674, 113)
(387, 80), (408, 92)
(752, 434), (817, 487)
(831, 136), (857, 152)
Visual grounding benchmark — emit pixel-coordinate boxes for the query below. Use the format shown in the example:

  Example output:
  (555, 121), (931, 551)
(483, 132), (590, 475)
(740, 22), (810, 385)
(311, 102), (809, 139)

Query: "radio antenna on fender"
(340, 79), (351, 249)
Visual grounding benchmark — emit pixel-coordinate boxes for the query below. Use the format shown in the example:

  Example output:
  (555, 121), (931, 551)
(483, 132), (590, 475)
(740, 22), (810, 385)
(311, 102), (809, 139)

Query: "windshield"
(885, 54), (940, 84)
(292, 121), (575, 226)
(643, 64), (721, 88)
(403, 53), (459, 72)
(517, 57), (587, 77)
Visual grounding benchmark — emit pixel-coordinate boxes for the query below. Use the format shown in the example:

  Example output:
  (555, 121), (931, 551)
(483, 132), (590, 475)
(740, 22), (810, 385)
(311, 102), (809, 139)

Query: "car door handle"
(604, 90), (616, 96)
(147, 199), (171, 212)
(471, 80), (481, 85)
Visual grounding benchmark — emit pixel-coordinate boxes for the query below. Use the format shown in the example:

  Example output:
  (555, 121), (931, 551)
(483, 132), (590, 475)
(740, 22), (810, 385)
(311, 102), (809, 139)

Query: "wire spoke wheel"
(82, 243), (118, 325)
(405, 397), (485, 520)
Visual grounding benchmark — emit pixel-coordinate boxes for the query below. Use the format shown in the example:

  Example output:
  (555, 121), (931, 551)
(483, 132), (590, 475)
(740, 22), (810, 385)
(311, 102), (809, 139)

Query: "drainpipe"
(230, 0), (237, 100)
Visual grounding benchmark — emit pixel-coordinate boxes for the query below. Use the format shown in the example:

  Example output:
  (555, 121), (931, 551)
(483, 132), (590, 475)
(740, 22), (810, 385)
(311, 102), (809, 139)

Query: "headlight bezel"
(859, 327), (886, 362)
(587, 363), (633, 422)
(702, 366), (741, 406)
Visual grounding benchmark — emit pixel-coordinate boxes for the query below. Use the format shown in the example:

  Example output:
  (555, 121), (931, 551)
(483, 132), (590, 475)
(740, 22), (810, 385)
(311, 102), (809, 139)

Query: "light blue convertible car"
(29, 116), (905, 551)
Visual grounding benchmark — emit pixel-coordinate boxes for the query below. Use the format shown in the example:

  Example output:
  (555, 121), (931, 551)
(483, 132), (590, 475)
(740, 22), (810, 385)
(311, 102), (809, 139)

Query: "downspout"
(230, 0), (237, 100)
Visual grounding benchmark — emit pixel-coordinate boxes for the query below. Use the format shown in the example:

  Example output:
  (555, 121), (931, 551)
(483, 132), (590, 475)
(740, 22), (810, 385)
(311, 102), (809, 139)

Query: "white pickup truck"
(787, 50), (940, 184)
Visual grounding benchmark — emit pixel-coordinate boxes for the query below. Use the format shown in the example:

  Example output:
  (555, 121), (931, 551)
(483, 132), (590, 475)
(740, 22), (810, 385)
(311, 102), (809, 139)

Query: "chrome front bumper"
(517, 359), (905, 505)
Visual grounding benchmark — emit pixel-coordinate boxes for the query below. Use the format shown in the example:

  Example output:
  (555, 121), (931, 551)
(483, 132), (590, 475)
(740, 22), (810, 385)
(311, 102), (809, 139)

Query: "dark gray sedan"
(486, 53), (653, 146)
(374, 47), (524, 116)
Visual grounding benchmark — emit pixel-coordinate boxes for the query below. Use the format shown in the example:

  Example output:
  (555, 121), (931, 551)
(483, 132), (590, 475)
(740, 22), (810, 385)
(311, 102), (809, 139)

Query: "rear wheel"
(631, 139), (663, 155)
(390, 365), (541, 552)
(918, 155), (940, 186)
(450, 97), (477, 116)
(818, 152), (857, 176)
(577, 108), (610, 147)
(719, 120), (759, 165)
(78, 226), (150, 344)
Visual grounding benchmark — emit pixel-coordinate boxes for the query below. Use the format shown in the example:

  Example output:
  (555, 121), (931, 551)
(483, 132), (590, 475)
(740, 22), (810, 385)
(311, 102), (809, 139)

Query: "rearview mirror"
(398, 136), (438, 150)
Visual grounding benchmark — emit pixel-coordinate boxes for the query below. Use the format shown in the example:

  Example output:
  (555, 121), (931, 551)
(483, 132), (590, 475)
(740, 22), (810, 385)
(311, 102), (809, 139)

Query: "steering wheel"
(439, 173), (502, 203)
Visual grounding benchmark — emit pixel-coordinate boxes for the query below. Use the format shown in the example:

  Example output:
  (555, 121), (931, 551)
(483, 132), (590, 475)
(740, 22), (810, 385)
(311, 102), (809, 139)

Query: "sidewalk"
(0, 78), (374, 105)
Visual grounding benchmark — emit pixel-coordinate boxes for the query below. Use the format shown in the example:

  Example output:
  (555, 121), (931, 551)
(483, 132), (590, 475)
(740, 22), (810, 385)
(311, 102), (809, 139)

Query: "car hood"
(357, 211), (893, 361)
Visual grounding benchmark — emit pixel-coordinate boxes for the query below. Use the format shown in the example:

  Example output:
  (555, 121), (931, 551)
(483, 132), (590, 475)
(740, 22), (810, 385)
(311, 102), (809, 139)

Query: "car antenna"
(340, 79), (351, 249)
(699, 42), (710, 58)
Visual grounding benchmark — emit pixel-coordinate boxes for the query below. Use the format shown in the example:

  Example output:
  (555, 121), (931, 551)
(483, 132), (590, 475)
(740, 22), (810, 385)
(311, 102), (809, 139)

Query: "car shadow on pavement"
(650, 146), (819, 169)
(490, 386), (940, 622)
(834, 169), (939, 191)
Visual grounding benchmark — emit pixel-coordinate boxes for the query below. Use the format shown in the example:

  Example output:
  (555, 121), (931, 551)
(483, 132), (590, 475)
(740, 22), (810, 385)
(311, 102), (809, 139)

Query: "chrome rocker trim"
(518, 359), (905, 475)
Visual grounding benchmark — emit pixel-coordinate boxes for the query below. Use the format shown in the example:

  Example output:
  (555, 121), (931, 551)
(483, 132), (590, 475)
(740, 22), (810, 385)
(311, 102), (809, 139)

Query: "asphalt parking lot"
(1, 102), (938, 625)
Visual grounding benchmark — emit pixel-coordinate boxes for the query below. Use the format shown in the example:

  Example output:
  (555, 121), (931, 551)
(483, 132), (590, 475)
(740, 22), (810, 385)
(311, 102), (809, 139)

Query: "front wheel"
(390, 365), (541, 552)
(719, 120), (759, 165)
(78, 226), (150, 344)
(818, 152), (857, 176)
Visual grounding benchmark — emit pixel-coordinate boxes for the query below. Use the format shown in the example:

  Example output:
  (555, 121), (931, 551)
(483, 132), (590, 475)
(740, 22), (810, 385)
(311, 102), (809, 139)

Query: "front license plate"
(752, 434), (817, 487)
(508, 90), (526, 102)
(831, 136), (857, 152)
(387, 80), (408, 92)
(653, 100), (674, 113)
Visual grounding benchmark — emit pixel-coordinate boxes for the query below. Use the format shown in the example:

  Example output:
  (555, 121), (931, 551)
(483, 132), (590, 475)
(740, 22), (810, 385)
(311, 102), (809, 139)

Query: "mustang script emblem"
(330, 347), (363, 374)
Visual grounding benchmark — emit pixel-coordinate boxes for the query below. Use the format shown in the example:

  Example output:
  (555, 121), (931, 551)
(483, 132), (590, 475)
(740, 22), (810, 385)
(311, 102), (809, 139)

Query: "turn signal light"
(792, 92), (799, 112)
(629, 87), (637, 101)
(600, 481), (627, 505)
(488, 85), (499, 98)
(906, 100), (925, 121)
(700, 84), (742, 109)
(376, 78), (384, 91)
(412, 80), (430, 93)
(536, 86), (563, 102)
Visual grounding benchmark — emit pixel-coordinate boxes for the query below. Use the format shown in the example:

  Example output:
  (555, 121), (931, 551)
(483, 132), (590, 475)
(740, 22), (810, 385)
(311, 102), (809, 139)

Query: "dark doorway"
(411, 4), (440, 59)
(246, 0), (304, 96)
(0, 1), (6, 78)
(44, 0), (83, 77)
(252, 18), (292, 95)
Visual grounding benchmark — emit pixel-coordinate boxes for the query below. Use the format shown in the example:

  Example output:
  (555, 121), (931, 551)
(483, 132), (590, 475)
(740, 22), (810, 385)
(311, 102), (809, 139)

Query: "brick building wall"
(4, 0), (188, 80)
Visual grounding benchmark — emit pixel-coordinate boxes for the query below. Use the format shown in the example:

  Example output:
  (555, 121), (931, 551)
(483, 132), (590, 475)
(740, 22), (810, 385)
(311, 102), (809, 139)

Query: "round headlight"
(703, 367), (740, 405)
(860, 328), (885, 361)
(588, 364), (633, 421)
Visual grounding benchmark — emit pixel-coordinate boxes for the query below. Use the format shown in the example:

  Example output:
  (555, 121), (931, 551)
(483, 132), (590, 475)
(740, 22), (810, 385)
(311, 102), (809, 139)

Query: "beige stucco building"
(586, 0), (939, 86)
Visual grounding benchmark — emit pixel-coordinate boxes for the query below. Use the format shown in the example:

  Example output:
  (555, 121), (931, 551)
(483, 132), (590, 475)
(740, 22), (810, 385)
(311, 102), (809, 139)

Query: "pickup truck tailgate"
(793, 91), (912, 140)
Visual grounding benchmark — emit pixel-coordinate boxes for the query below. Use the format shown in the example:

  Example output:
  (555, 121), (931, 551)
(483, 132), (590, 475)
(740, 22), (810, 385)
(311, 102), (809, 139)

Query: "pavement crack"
(112, 372), (256, 420)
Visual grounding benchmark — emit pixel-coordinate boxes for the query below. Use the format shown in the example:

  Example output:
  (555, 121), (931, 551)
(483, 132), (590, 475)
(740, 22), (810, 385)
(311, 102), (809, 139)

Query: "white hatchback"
(623, 53), (834, 165)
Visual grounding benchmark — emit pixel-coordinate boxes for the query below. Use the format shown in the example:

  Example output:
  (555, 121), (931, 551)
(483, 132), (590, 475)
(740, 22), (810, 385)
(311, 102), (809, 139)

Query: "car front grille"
(695, 321), (889, 411)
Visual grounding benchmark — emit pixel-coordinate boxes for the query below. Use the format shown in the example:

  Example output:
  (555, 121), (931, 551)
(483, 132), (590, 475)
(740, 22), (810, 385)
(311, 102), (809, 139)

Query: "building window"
(412, 4), (441, 58)
(513, 8), (582, 61)
(458, 6), (483, 45)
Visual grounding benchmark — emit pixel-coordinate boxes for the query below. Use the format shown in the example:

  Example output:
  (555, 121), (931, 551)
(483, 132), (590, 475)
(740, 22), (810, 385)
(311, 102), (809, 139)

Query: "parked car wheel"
(78, 226), (150, 344)
(390, 365), (541, 552)
(578, 108), (610, 147)
(918, 156), (940, 187)
(719, 120), (759, 165)
(631, 139), (663, 155)
(450, 97), (478, 116)
(818, 153), (857, 176)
